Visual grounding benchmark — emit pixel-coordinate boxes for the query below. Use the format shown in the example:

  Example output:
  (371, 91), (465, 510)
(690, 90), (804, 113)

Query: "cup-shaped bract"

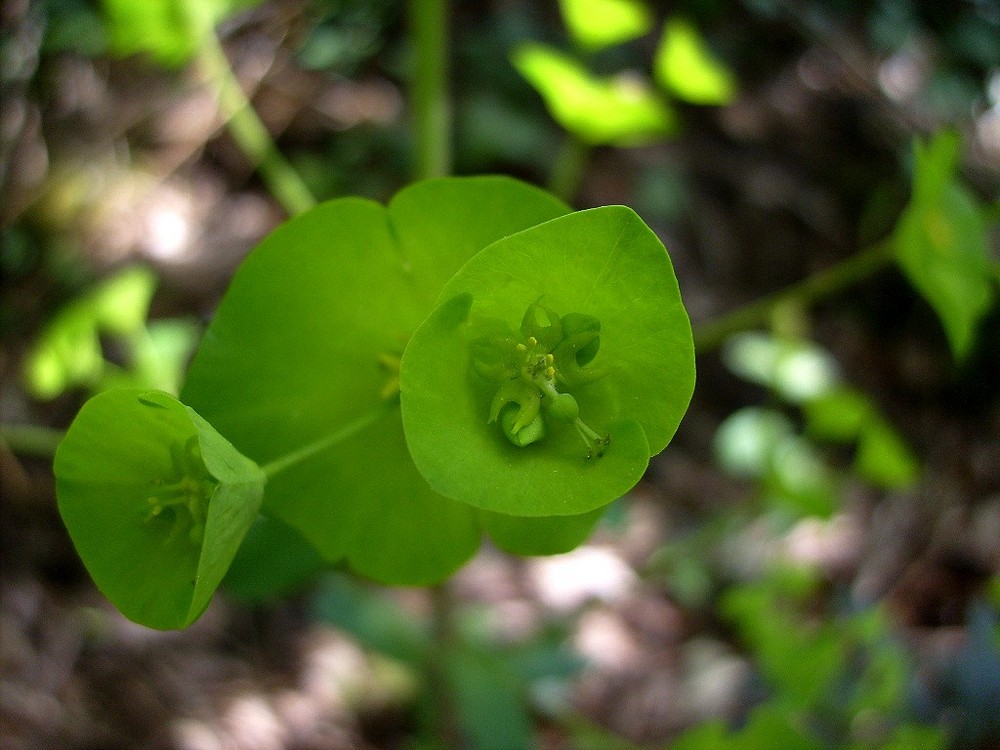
(399, 206), (695, 517)
(54, 389), (265, 629)
(180, 177), (574, 584)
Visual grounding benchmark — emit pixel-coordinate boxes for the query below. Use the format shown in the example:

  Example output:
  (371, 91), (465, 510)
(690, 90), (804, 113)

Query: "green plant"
(52, 175), (696, 626)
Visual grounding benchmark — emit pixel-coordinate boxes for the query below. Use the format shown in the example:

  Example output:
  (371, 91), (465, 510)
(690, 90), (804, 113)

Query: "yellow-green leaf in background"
(654, 17), (737, 106)
(558, 0), (652, 51)
(513, 43), (676, 146)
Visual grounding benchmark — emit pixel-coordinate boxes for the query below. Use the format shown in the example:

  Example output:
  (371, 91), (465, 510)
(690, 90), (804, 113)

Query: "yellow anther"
(545, 366), (556, 379)
(545, 353), (554, 366)
(528, 336), (538, 347)
(516, 343), (527, 352)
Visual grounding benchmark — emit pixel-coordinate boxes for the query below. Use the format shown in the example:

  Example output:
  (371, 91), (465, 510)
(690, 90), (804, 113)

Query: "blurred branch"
(409, 0), (451, 180)
(0, 424), (65, 458)
(693, 240), (895, 352)
(199, 33), (316, 217)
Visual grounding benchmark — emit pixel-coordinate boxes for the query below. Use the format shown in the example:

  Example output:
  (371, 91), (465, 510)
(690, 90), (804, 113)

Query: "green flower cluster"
(471, 299), (609, 457)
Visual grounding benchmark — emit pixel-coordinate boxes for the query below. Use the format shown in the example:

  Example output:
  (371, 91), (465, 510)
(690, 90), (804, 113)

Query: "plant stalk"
(547, 135), (591, 204)
(409, 0), (451, 180)
(199, 33), (316, 217)
(0, 424), (65, 458)
(692, 240), (896, 353)
(427, 582), (464, 749)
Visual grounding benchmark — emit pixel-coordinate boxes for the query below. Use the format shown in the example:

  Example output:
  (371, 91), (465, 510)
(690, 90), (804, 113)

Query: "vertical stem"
(427, 582), (463, 748)
(198, 34), (317, 217)
(409, 0), (451, 180)
(408, 3), (460, 744)
(547, 135), (591, 204)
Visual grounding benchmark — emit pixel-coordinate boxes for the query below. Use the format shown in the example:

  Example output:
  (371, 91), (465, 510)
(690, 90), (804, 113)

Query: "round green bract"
(180, 177), (574, 584)
(399, 205), (695, 516)
(54, 389), (265, 630)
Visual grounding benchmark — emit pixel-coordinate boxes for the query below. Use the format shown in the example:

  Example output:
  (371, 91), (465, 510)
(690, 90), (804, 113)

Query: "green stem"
(427, 582), (463, 749)
(258, 402), (394, 480)
(547, 135), (591, 204)
(692, 240), (896, 353)
(409, 0), (451, 180)
(0, 424), (65, 457)
(199, 33), (316, 217)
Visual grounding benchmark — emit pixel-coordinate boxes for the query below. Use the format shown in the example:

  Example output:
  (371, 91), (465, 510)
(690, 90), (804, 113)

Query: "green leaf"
(400, 206), (695, 516)
(54, 389), (265, 629)
(222, 515), (325, 602)
(181, 177), (571, 584)
(100, 0), (259, 67)
(558, 0), (652, 51)
(893, 131), (995, 359)
(481, 507), (606, 556)
(654, 18), (737, 106)
(512, 43), (676, 146)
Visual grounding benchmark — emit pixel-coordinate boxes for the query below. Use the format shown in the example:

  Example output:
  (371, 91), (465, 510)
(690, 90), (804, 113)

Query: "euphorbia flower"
(400, 205), (695, 517)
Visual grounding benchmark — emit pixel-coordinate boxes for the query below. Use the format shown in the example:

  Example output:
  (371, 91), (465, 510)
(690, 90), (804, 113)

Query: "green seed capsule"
(546, 392), (579, 421)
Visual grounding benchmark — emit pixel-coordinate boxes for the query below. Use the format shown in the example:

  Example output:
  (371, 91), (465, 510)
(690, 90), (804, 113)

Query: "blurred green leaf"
(131, 318), (201, 395)
(447, 647), (535, 750)
(22, 267), (158, 400)
(512, 43), (676, 146)
(802, 387), (873, 443)
(871, 724), (947, 750)
(721, 574), (844, 709)
(654, 18), (737, 106)
(713, 407), (794, 478)
(100, 0), (260, 67)
(722, 333), (839, 404)
(853, 418), (920, 489)
(667, 704), (823, 749)
(311, 573), (429, 664)
(558, 0), (652, 52)
(892, 130), (995, 359)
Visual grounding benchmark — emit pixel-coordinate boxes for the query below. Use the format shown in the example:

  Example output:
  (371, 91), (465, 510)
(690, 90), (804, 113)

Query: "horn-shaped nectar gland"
(472, 301), (610, 457)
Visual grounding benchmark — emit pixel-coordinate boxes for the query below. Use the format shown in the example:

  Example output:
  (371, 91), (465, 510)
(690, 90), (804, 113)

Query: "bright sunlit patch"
(528, 545), (637, 611)
(142, 187), (195, 261)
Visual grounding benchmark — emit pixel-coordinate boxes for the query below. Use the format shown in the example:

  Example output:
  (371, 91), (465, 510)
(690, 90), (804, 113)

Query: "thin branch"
(692, 240), (896, 353)
(199, 33), (317, 216)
